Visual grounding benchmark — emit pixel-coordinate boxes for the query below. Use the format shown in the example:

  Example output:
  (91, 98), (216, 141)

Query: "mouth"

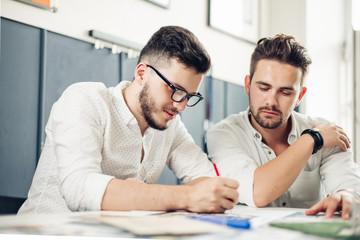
(163, 110), (176, 120)
(262, 110), (279, 116)
(260, 107), (281, 117)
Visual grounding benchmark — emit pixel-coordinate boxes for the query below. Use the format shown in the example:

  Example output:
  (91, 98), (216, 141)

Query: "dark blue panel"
(180, 78), (208, 150)
(0, 196), (26, 214)
(120, 52), (138, 81)
(225, 82), (249, 117)
(211, 78), (226, 124)
(0, 18), (40, 198)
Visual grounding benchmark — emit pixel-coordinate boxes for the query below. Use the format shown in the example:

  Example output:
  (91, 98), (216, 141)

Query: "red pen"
(213, 163), (220, 176)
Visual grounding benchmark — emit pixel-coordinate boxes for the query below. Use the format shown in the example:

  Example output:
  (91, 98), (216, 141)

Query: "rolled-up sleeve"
(207, 122), (258, 207)
(320, 147), (360, 194)
(51, 85), (114, 211)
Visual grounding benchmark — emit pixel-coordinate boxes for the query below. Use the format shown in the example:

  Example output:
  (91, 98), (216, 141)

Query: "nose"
(266, 90), (278, 106)
(173, 99), (187, 112)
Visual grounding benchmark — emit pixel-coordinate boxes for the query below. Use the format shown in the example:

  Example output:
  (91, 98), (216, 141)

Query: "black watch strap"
(301, 129), (324, 154)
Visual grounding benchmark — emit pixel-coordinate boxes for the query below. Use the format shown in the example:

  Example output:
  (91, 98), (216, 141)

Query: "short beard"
(139, 83), (167, 131)
(250, 104), (284, 129)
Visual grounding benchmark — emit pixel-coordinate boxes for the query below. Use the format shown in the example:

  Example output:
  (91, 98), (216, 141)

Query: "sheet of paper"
(98, 215), (232, 235)
(90, 210), (165, 216)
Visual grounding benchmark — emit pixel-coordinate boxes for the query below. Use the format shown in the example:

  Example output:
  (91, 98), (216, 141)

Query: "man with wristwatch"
(207, 34), (360, 219)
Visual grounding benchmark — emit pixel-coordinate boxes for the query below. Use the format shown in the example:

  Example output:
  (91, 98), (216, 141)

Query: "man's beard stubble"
(250, 102), (284, 129)
(139, 83), (170, 131)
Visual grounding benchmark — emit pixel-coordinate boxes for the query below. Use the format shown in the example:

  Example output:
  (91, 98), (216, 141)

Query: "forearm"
(253, 134), (314, 207)
(101, 178), (190, 211)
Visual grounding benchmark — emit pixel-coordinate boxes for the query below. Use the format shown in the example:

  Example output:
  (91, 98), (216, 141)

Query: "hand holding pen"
(186, 174), (239, 213)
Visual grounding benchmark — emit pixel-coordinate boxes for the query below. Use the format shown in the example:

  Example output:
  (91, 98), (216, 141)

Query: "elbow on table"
(253, 190), (272, 208)
(253, 199), (269, 208)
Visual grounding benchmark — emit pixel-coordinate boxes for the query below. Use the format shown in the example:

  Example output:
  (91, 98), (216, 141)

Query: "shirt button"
(282, 202), (287, 207)
(255, 133), (260, 138)
(268, 150), (272, 154)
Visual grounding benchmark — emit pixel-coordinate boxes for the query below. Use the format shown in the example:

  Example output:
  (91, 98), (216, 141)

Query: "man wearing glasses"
(18, 26), (239, 214)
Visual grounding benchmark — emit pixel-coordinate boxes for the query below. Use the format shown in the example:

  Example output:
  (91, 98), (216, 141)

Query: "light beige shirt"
(19, 81), (214, 214)
(207, 108), (360, 208)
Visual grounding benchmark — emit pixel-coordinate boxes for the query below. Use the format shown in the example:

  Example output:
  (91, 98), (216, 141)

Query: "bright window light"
(353, 0), (360, 30)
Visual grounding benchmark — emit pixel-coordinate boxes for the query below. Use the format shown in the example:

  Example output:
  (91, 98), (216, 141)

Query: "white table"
(0, 206), (340, 240)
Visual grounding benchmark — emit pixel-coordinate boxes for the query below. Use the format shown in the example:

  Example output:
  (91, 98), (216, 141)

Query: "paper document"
(98, 215), (232, 235)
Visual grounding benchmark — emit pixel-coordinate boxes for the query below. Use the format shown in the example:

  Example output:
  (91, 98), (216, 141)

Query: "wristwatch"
(301, 128), (324, 154)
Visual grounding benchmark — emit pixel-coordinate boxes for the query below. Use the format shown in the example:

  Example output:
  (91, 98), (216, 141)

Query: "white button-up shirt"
(18, 81), (214, 214)
(207, 108), (360, 208)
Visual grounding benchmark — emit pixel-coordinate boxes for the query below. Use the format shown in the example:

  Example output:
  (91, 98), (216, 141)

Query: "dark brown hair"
(139, 26), (211, 74)
(250, 34), (312, 85)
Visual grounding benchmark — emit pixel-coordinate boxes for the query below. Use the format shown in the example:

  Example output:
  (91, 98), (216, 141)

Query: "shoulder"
(52, 82), (114, 120)
(62, 82), (108, 97)
(58, 82), (111, 105)
(209, 111), (248, 132)
(293, 111), (332, 128)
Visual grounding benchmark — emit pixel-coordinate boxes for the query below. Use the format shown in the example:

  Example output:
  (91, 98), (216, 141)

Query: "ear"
(134, 63), (147, 86)
(244, 75), (251, 96)
(295, 87), (307, 107)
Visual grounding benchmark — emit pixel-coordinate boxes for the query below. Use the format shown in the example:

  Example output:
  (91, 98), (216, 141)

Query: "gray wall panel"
(225, 82), (249, 117)
(0, 18), (40, 198)
(180, 78), (208, 149)
(211, 79), (226, 124)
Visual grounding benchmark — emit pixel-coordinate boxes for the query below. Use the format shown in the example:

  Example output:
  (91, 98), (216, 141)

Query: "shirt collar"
(112, 81), (157, 135)
(243, 108), (298, 145)
(287, 112), (298, 145)
(243, 108), (263, 142)
(112, 81), (138, 127)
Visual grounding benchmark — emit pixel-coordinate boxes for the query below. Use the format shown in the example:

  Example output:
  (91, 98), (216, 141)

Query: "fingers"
(324, 196), (340, 218)
(221, 177), (240, 189)
(219, 197), (237, 210)
(338, 190), (353, 219)
(316, 124), (351, 151)
(336, 127), (350, 151)
(305, 200), (325, 216)
(341, 197), (351, 219)
(187, 177), (239, 213)
(222, 186), (239, 204)
(211, 177), (239, 204)
(305, 191), (353, 220)
(339, 130), (351, 149)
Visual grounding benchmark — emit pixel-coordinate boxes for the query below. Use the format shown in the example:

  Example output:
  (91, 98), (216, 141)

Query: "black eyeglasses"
(147, 65), (204, 107)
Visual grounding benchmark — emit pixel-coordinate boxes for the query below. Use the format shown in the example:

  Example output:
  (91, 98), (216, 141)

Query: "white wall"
(1, 0), (354, 140)
(306, 0), (348, 124)
(0, 0), (256, 85)
(263, 0), (353, 138)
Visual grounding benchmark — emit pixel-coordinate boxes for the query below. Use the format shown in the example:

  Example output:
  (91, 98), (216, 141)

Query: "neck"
(249, 114), (291, 146)
(123, 83), (149, 135)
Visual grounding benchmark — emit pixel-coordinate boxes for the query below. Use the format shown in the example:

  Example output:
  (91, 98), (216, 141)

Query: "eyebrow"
(172, 82), (187, 91)
(256, 81), (295, 91)
(172, 81), (198, 95)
